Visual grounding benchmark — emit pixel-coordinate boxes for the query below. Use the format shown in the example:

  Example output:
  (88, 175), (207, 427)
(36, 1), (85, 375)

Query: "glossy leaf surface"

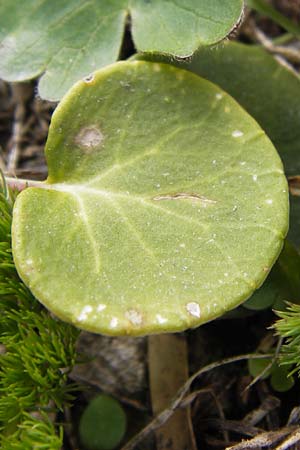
(135, 42), (300, 176)
(12, 61), (288, 335)
(135, 42), (300, 248)
(0, 0), (243, 100)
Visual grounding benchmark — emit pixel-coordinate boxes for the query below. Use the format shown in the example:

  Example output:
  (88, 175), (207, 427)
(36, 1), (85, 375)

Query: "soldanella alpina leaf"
(0, 0), (243, 100)
(134, 42), (300, 176)
(134, 42), (300, 249)
(12, 61), (288, 336)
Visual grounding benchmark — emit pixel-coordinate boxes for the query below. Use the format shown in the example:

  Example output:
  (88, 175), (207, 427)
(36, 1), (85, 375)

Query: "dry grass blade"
(275, 429), (300, 450)
(7, 83), (32, 174)
(226, 427), (297, 449)
(243, 396), (281, 426)
(121, 353), (273, 450)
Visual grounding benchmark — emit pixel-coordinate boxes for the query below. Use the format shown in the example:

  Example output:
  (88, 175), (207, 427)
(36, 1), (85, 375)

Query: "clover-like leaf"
(0, 0), (243, 101)
(12, 61), (288, 336)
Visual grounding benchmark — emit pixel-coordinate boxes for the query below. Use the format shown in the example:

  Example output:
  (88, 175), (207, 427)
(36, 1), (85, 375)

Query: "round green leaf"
(270, 364), (295, 392)
(79, 395), (126, 450)
(12, 61), (288, 335)
(243, 275), (279, 311)
(135, 42), (300, 250)
(134, 42), (300, 177)
(0, 0), (243, 101)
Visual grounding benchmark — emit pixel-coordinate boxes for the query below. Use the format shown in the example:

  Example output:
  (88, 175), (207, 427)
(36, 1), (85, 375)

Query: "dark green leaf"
(79, 395), (126, 450)
(0, 0), (243, 100)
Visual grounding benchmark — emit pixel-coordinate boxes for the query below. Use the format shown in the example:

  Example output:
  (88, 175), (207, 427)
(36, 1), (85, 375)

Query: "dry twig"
(6, 83), (32, 174)
(121, 353), (273, 450)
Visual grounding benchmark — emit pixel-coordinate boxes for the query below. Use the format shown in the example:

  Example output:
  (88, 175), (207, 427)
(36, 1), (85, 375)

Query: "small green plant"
(79, 394), (126, 450)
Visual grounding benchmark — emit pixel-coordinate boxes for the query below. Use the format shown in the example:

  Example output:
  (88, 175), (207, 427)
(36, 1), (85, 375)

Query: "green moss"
(0, 179), (79, 448)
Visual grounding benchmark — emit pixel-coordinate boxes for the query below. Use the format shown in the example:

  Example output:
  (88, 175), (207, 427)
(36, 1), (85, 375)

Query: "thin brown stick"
(7, 83), (31, 174)
(181, 388), (230, 444)
(243, 19), (300, 75)
(243, 396), (281, 427)
(275, 428), (300, 450)
(226, 427), (297, 450)
(257, 33), (300, 63)
(244, 337), (283, 391)
(121, 353), (273, 450)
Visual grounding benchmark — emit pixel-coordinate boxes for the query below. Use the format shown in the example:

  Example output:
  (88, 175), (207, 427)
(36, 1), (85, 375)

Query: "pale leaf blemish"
(77, 305), (93, 322)
(224, 106), (231, 113)
(75, 126), (103, 151)
(153, 63), (161, 72)
(119, 80), (131, 89)
(156, 314), (168, 324)
(97, 304), (107, 312)
(153, 193), (216, 205)
(253, 174), (258, 182)
(266, 199), (273, 204)
(232, 130), (244, 138)
(186, 302), (201, 318)
(216, 93), (223, 100)
(110, 317), (118, 328)
(125, 309), (142, 325)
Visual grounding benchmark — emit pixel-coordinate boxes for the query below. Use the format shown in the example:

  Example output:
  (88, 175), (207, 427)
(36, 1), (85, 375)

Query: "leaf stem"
(4, 176), (45, 192)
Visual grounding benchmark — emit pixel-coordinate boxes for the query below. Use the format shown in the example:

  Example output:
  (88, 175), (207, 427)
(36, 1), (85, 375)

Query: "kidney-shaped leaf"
(135, 42), (300, 176)
(12, 61), (288, 336)
(134, 42), (300, 248)
(0, 0), (243, 101)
